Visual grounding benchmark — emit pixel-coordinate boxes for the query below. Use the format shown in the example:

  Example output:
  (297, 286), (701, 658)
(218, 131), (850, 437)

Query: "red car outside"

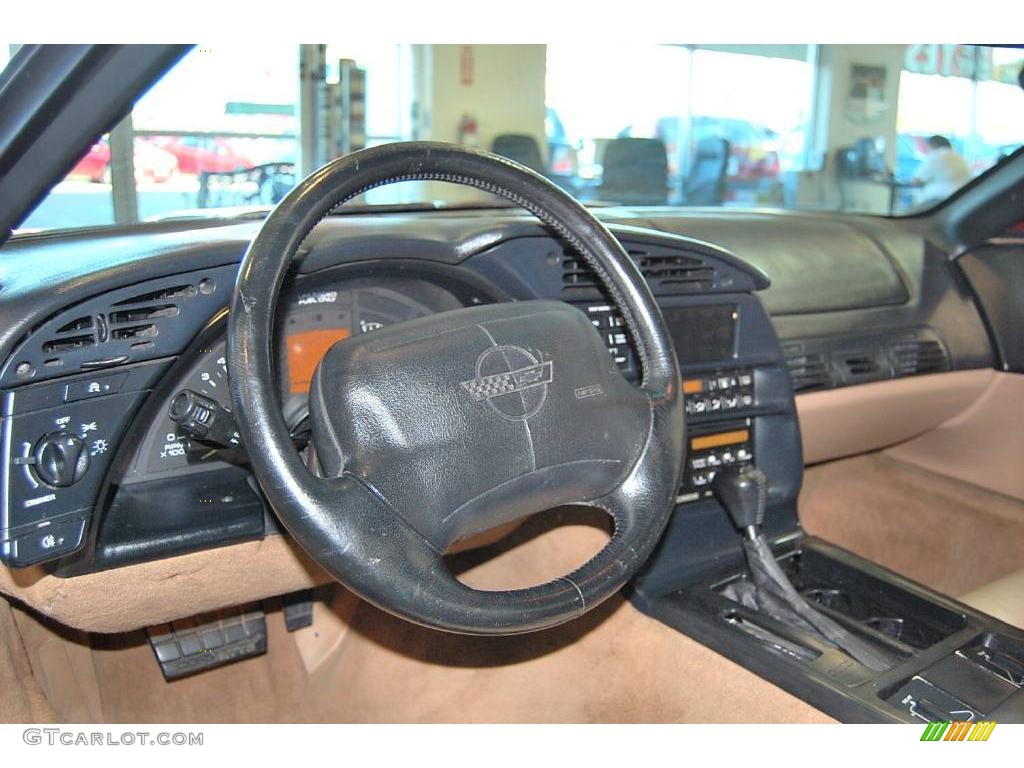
(148, 136), (252, 175)
(69, 138), (178, 183)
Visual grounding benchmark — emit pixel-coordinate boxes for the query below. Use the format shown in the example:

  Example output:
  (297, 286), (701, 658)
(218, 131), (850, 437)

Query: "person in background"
(911, 135), (972, 206)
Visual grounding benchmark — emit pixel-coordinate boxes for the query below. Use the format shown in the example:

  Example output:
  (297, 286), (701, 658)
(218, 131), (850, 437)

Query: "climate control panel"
(683, 369), (754, 418)
(677, 419), (755, 503)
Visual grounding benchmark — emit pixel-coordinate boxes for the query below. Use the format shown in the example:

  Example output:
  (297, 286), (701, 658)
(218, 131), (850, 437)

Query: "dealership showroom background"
(5, 43), (1022, 231)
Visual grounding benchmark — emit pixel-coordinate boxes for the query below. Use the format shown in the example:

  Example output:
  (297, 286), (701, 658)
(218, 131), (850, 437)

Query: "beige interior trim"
(0, 535), (331, 634)
(5, 511), (833, 723)
(796, 369), (993, 466)
(959, 570), (1024, 630)
(800, 452), (1024, 597)
(13, 607), (103, 721)
(0, 598), (56, 723)
(885, 371), (1024, 502)
(289, 588), (360, 675)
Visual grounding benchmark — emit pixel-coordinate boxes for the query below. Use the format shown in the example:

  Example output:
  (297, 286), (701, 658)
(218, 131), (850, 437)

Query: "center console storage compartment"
(717, 547), (968, 651)
(633, 535), (1024, 722)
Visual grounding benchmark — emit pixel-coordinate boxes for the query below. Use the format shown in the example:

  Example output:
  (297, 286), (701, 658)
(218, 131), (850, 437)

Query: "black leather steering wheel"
(228, 142), (685, 634)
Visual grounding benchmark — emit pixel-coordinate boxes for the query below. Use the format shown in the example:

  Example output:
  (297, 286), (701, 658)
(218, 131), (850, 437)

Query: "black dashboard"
(0, 207), (997, 574)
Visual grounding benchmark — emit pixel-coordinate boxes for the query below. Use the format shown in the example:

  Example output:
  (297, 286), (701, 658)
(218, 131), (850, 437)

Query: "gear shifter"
(712, 466), (767, 541)
(713, 465), (893, 672)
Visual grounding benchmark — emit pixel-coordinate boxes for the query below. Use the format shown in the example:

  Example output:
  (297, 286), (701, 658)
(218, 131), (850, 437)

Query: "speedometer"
(277, 285), (438, 425)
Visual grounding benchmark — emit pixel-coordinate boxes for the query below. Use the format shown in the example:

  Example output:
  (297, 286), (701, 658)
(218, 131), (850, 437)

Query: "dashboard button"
(64, 372), (128, 402)
(3, 515), (87, 567)
(33, 432), (90, 487)
(2, 391), (144, 537)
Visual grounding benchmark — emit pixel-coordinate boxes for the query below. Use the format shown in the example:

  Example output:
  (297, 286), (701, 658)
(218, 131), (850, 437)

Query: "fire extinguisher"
(457, 113), (479, 148)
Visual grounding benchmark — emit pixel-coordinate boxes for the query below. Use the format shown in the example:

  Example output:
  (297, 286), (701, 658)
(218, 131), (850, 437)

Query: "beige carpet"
(6, 507), (832, 724)
(801, 452), (1024, 598)
(0, 599), (55, 723)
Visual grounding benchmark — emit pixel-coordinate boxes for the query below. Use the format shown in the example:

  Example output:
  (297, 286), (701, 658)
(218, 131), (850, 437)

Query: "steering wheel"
(228, 142), (684, 635)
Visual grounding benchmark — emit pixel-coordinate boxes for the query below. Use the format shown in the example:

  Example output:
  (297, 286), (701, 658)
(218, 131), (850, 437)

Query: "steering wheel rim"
(228, 142), (685, 634)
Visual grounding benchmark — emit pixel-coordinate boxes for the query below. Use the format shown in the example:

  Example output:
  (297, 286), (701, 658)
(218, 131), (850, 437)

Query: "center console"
(634, 535), (1024, 722)
(556, 238), (1024, 724)
(625, 290), (1024, 723)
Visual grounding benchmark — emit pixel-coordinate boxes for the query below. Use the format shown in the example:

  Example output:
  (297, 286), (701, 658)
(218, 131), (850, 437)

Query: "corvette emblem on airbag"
(461, 344), (552, 421)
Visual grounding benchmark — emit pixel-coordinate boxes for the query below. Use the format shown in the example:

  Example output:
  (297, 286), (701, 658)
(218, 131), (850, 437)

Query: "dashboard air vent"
(108, 304), (179, 324)
(42, 315), (97, 357)
(32, 282), (193, 371)
(42, 333), (95, 355)
(3, 266), (235, 388)
(113, 284), (197, 304)
(633, 251), (715, 292)
(834, 349), (884, 382)
(56, 315), (95, 334)
(104, 286), (192, 347)
(562, 256), (597, 289)
(891, 338), (949, 376)
(562, 248), (717, 295)
(784, 350), (830, 393)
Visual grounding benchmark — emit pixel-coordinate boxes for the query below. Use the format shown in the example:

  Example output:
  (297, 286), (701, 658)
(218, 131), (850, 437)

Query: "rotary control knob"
(33, 431), (90, 487)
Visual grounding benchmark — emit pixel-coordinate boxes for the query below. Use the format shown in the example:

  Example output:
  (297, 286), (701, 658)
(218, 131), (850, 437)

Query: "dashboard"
(0, 207), (997, 577)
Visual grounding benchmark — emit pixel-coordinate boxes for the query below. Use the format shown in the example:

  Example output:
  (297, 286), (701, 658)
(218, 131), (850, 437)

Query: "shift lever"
(712, 466), (767, 541)
(712, 464), (893, 672)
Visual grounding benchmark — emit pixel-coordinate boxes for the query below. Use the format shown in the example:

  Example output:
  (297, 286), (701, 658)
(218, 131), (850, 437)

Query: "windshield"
(6, 43), (1024, 232)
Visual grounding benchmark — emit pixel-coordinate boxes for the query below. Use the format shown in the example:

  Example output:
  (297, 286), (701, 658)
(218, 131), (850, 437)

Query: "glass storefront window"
(10, 44), (1024, 232)
(894, 45), (1024, 212)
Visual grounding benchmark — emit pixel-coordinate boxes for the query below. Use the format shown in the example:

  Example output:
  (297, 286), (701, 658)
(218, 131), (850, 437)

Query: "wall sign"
(460, 45), (474, 86)
(845, 64), (888, 124)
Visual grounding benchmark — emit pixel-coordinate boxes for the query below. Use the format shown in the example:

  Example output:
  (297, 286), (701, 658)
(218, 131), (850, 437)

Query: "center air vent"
(784, 349), (830, 392)
(783, 329), (951, 395)
(832, 347), (885, 384)
(562, 247), (718, 296)
(891, 338), (949, 376)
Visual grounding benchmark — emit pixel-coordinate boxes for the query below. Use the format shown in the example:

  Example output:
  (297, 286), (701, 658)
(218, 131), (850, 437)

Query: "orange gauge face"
(285, 327), (352, 394)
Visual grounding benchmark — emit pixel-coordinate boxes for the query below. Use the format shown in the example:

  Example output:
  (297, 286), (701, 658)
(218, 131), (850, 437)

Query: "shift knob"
(712, 465), (768, 534)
